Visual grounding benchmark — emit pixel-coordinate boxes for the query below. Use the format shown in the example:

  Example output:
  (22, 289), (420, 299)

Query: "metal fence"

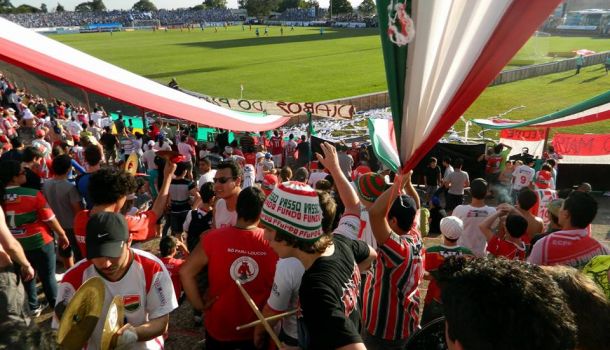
(490, 51), (610, 86)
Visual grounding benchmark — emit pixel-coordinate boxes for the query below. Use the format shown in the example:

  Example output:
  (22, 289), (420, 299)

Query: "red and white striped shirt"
(528, 228), (610, 269)
(362, 229), (424, 340)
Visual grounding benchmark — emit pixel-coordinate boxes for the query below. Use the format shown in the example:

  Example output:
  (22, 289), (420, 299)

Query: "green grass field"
(50, 26), (387, 102)
(50, 28), (610, 135)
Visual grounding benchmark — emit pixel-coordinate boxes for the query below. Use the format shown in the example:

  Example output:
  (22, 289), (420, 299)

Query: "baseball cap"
(547, 198), (564, 218)
(440, 216), (464, 240)
(86, 212), (129, 259)
(35, 129), (45, 137)
(264, 152), (272, 159)
(389, 195), (417, 230)
(256, 152), (265, 160)
(260, 181), (323, 241)
(431, 196), (441, 207)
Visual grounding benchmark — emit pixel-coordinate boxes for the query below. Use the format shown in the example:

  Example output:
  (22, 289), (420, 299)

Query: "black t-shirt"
(296, 142), (310, 161)
(429, 207), (447, 235)
(424, 166), (441, 186)
(100, 133), (118, 150)
(298, 234), (369, 350)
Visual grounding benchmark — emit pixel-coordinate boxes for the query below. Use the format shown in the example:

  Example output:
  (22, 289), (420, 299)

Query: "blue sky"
(10, 0), (359, 11)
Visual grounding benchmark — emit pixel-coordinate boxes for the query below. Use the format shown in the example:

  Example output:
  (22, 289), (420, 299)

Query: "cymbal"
(57, 277), (105, 350)
(101, 296), (124, 350)
(124, 153), (139, 175)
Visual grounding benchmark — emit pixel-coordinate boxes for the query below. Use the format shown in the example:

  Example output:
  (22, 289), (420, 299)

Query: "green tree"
(0, 0), (14, 13)
(277, 0), (297, 12)
(132, 0), (157, 11)
(56, 2), (65, 12)
(303, 0), (318, 9)
(357, 0), (374, 15)
(237, 0), (246, 9)
(191, 4), (205, 10)
(330, 0), (352, 15)
(242, 0), (279, 17)
(90, 0), (106, 11)
(15, 4), (40, 13)
(75, 2), (92, 11)
(40, 3), (48, 12)
(204, 0), (227, 9)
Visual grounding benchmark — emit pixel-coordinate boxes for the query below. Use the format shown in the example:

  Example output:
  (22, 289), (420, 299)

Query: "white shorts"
(272, 154), (282, 168)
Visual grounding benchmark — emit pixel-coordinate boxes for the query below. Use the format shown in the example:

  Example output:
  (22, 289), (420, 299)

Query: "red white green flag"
(372, 0), (563, 172)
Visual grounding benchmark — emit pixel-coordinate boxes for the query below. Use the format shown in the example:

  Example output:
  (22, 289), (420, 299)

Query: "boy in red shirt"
(159, 235), (189, 302)
(422, 216), (473, 325)
(480, 204), (528, 260)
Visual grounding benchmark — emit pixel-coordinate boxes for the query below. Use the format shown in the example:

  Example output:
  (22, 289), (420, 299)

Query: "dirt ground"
(36, 194), (610, 349)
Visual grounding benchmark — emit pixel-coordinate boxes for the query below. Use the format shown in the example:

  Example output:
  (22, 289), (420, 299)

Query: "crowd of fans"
(0, 70), (609, 350)
(0, 8), (241, 28)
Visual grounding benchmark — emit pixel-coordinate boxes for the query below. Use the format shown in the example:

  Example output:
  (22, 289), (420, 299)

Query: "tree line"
(0, 0), (377, 17)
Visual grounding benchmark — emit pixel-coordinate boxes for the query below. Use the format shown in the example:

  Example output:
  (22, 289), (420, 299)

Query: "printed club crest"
(230, 256), (259, 284)
(387, 0), (415, 47)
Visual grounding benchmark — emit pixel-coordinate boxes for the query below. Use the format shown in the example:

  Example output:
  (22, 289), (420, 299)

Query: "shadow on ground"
(178, 28), (378, 50)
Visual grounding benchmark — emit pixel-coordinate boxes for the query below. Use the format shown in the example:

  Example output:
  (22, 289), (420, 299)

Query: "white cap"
(440, 216), (464, 240)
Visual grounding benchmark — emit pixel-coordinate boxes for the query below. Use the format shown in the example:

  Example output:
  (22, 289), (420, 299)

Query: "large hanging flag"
(472, 90), (610, 130)
(373, 0), (562, 172)
(0, 18), (289, 132)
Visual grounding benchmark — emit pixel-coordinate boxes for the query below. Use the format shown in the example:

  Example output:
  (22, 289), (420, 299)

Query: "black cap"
(390, 194), (417, 229)
(86, 212), (129, 259)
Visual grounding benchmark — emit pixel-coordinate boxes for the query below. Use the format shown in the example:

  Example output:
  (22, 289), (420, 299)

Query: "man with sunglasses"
(213, 160), (242, 229)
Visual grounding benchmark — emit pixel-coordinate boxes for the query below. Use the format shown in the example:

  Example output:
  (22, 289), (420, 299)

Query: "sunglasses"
(213, 177), (235, 184)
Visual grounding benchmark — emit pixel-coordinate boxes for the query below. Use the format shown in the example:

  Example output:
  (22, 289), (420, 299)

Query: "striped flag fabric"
(0, 17), (289, 132)
(373, 0), (563, 172)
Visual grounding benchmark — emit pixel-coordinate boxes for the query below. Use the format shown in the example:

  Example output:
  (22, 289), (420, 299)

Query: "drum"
(404, 317), (448, 350)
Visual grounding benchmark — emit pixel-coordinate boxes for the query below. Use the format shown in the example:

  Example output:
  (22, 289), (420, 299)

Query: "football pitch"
(50, 26), (387, 102)
(50, 28), (610, 134)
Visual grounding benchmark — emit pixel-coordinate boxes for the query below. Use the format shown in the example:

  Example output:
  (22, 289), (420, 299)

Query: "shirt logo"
(123, 294), (141, 312)
(230, 256), (259, 284)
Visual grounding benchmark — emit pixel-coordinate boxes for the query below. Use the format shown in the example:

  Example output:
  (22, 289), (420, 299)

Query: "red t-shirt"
(270, 136), (283, 155)
(485, 154), (503, 174)
(160, 256), (186, 299)
(244, 152), (256, 166)
(74, 210), (158, 258)
(486, 236), (526, 261)
(424, 245), (473, 304)
(202, 226), (278, 341)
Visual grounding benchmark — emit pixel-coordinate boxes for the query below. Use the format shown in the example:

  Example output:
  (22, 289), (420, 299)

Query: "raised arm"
(369, 172), (410, 245)
(151, 161), (177, 219)
(315, 142), (360, 216)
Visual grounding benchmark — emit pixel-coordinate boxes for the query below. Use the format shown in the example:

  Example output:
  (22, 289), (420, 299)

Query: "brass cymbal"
(101, 296), (124, 350)
(57, 277), (105, 350)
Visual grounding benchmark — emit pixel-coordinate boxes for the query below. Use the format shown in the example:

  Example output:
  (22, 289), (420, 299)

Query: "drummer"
(53, 212), (178, 350)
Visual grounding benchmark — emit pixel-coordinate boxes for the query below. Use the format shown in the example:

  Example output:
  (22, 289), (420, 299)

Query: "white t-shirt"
(177, 142), (193, 161)
(307, 171), (328, 188)
(512, 165), (535, 191)
(52, 249), (178, 350)
(266, 257), (304, 340)
(255, 162), (265, 182)
(142, 149), (157, 170)
(214, 198), (237, 229)
(198, 170), (217, 187)
(358, 207), (377, 250)
(453, 205), (497, 257)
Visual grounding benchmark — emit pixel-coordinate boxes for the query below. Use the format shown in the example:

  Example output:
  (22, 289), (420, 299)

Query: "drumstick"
(234, 279), (282, 348)
(236, 310), (297, 330)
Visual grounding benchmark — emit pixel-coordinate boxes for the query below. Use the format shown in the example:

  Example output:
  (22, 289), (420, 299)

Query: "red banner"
(552, 133), (610, 156)
(500, 129), (545, 141)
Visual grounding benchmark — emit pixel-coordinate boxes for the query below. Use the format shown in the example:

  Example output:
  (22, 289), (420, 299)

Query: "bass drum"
(404, 317), (448, 350)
